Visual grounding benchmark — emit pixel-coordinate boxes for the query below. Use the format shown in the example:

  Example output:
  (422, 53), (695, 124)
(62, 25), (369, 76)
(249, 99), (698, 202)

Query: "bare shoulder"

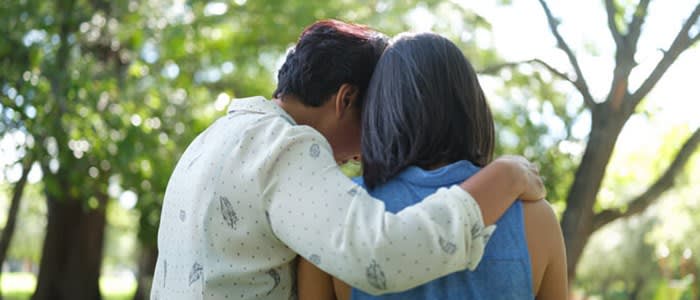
(522, 199), (561, 260)
(522, 199), (559, 232)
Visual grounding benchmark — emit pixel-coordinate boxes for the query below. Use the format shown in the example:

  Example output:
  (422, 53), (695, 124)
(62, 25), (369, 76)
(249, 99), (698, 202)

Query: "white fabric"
(151, 96), (495, 300)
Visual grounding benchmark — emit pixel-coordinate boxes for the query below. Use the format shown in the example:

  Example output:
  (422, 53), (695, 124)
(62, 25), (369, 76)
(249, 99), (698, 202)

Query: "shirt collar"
(397, 160), (480, 187)
(227, 96), (297, 125)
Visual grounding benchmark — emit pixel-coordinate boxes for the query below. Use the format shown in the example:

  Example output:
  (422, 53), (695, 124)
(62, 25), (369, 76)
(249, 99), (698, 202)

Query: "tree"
(0, 0), (196, 298)
(486, 0), (700, 281)
(547, 0), (700, 280)
(27, 0), (122, 296)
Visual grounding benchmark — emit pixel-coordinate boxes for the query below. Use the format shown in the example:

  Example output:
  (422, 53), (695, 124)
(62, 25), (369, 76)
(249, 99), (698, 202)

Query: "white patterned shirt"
(151, 96), (495, 300)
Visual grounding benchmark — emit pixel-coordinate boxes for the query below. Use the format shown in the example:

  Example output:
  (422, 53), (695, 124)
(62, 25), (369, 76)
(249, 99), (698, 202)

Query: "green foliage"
(486, 67), (582, 210)
(3, 0), (696, 297)
(0, 0), (498, 263)
(576, 216), (661, 299)
(575, 128), (700, 299)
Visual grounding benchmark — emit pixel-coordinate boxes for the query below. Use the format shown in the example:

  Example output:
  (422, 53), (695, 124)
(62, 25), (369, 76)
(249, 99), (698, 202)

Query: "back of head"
(274, 20), (388, 107)
(361, 32), (495, 189)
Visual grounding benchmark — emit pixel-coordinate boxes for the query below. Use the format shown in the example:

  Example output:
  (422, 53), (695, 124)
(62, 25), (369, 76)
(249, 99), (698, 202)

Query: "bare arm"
(298, 258), (336, 300)
(333, 278), (351, 300)
(462, 156), (544, 225)
(523, 200), (568, 300)
(538, 210), (568, 300)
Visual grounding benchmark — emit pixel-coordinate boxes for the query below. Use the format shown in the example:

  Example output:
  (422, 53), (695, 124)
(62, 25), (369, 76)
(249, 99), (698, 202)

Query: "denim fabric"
(351, 160), (534, 300)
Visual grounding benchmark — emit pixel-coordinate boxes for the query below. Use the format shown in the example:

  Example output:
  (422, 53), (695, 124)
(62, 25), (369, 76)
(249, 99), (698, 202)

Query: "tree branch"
(479, 58), (596, 108)
(604, 0), (623, 48)
(631, 3), (700, 104)
(536, 0), (596, 109)
(592, 127), (700, 230)
(626, 0), (652, 48)
(605, 0), (652, 114)
(0, 156), (33, 275)
(479, 59), (566, 80)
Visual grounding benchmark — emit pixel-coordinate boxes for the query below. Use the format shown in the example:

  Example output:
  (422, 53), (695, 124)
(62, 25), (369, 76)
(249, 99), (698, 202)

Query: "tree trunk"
(601, 279), (611, 299)
(31, 193), (107, 300)
(0, 159), (32, 300)
(627, 277), (644, 300)
(560, 107), (626, 282)
(132, 245), (158, 300)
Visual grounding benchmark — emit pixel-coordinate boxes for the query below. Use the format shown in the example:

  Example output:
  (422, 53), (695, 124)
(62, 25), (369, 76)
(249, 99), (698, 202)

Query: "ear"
(333, 83), (360, 118)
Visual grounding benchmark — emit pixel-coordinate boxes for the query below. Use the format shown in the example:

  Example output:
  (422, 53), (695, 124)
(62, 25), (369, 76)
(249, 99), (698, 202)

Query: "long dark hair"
(361, 32), (495, 189)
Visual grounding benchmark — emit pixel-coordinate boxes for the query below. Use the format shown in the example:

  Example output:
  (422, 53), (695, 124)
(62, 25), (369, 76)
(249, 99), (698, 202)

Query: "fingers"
(495, 154), (547, 201)
(534, 176), (546, 200)
(531, 162), (545, 199)
(520, 159), (546, 201)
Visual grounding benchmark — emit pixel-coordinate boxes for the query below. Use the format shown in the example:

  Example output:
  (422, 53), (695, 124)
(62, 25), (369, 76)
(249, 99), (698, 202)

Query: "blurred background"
(0, 0), (699, 299)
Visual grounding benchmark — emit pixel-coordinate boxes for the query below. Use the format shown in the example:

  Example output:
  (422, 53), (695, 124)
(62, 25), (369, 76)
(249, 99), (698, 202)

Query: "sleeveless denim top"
(351, 160), (534, 300)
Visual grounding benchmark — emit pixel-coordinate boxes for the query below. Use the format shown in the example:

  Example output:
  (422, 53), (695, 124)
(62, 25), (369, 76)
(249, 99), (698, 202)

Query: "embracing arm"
(463, 155), (544, 225)
(266, 126), (543, 295)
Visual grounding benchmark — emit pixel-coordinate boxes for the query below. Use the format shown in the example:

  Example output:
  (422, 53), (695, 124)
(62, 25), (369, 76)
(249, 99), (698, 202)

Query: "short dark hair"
(361, 32), (495, 189)
(273, 20), (388, 107)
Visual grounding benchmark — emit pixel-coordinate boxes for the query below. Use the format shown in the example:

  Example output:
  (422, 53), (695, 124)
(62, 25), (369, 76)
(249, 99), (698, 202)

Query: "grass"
(1, 272), (136, 300)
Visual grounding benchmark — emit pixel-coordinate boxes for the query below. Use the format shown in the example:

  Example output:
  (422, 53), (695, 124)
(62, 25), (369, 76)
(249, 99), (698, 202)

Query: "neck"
(274, 95), (322, 128)
(424, 161), (450, 170)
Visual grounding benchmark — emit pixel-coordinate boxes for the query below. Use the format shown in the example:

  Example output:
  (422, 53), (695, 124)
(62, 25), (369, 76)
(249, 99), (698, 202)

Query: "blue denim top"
(351, 160), (533, 300)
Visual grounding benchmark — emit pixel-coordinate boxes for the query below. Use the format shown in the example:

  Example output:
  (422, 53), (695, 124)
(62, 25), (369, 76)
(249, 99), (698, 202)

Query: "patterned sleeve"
(264, 125), (495, 295)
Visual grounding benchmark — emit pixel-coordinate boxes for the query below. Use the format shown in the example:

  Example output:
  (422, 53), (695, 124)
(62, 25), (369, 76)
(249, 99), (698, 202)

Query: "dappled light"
(1, 0), (699, 299)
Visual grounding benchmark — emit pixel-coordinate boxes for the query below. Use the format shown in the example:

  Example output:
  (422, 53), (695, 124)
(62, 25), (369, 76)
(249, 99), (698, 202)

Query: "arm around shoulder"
(265, 126), (492, 294)
(462, 156), (546, 225)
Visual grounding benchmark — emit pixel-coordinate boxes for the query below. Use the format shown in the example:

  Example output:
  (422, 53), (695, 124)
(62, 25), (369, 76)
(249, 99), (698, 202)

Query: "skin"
(298, 200), (568, 300)
(275, 83), (362, 164)
(522, 199), (568, 299)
